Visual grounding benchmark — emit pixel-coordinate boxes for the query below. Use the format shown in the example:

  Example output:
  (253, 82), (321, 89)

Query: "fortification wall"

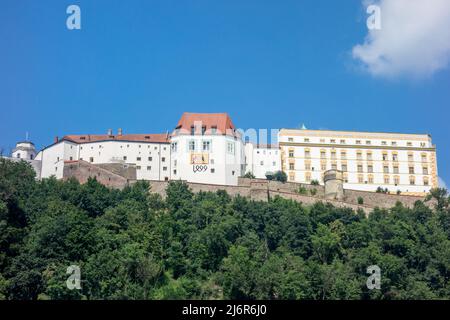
(63, 162), (431, 213)
(63, 160), (131, 189)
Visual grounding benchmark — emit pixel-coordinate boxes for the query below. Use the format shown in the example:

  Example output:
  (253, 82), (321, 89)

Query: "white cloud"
(352, 0), (450, 78)
(438, 177), (447, 190)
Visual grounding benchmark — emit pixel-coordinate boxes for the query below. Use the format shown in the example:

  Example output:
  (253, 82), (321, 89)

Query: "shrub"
(357, 196), (364, 205)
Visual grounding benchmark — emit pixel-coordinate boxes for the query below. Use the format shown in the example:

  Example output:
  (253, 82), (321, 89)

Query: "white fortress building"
(4, 112), (439, 196)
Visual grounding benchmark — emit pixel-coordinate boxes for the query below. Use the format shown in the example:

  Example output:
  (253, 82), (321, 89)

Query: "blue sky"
(0, 0), (449, 185)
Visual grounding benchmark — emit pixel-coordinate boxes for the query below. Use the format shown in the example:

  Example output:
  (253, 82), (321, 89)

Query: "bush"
(357, 196), (364, 205)
(242, 172), (256, 179)
(297, 187), (307, 195)
(311, 180), (320, 186)
(310, 188), (317, 196)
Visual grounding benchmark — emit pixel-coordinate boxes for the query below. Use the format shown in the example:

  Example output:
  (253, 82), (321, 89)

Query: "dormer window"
(211, 126), (217, 134)
(202, 126), (206, 135)
(80, 136), (86, 140)
(145, 136), (150, 139)
(190, 126), (195, 135)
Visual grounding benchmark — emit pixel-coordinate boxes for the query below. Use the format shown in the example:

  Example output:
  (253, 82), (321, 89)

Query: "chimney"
(54, 136), (59, 143)
(118, 128), (123, 136)
(107, 129), (113, 135)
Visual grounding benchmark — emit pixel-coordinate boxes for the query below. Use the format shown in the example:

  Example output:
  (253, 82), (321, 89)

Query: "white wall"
(170, 134), (244, 185)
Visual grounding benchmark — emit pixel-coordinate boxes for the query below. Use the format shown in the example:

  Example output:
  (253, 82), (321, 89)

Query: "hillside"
(1, 158), (450, 300)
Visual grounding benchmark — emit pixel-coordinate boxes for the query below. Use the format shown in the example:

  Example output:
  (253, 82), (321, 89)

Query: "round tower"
(324, 169), (344, 201)
(12, 141), (37, 160)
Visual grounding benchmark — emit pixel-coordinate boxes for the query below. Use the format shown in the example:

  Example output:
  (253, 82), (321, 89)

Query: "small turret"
(12, 141), (37, 160)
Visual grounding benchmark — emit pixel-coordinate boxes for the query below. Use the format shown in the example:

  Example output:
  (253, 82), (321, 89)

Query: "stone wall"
(63, 160), (131, 189)
(63, 162), (431, 213)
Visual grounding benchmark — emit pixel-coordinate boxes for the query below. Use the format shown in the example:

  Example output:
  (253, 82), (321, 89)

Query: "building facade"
(7, 112), (440, 195)
(244, 143), (280, 179)
(36, 133), (171, 181)
(278, 129), (438, 195)
(170, 113), (245, 185)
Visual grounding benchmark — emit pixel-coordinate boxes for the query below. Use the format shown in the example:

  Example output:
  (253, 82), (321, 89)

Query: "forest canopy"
(1, 158), (450, 300)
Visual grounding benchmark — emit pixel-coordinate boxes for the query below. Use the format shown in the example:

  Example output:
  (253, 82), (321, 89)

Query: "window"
(305, 172), (311, 182)
(368, 165), (373, 173)
(321, 163), (326, 171)
(137, 157), (141, 161)
(123, 156), (127, 161)
(321, 151), (326, 159)
(174, 160), (177, 167)
(260, 161), (264, 166)
(382, 153), (388, 161)
(392, 153), (398, 161)
(410, 176), (415, 185)
(421, 154), (427, 162)
(89, 157), (94, 163)
(162, 157), (166, 162)
(211, 168), (215, 173)
(382, 141), (387, 145)
(331, 163), (337, 170)
(289, 150), (294, 158)
(289, 163), (295, 170)
(16, 153), (20, 158)
(408, 153), (414, 162)
(189, 140), (196, 151)
(69, 156), (73, 161)
(201, 126), (206, 135)
(391, 141), (397, 146)
(211, 126), (217, 134)
(384, 176), (390, 184)
(304, 149), (311, 158)
(341, 164), (347, 172)
(227, 142), (235, 154)
(394, 176), (400, 185)
(357, 164), (363, 173)
(341, 151), (347, 159)
(356, 140), (361, 145)
(367, 152), (372, 161)
(383, 166), (389, 174)
(358, 175), (364, 183)
(304, 138), (310, 142)
(424, 177), (429, 186)
(289, 173), (295, 181)
(148, 157), (152, 161)
(409, 166), (415, 174)
(272, 161), (276, 166)
(305, 162), (311, 170)
(171, 142), (177, 152)
(368, 175), (374, 184)
(330, 139), (336, 144)
(340, 139), (346, 144)
(190, 126), (195, 135)
(366, 140), (371, 145)
(147, 166), (151, 170)
(331, 151), (336, 159)
(357, 152), (363, 160)
(423, 167), (428, 175)
(393, 166), (399, 174)
(407, 142), (413, 147)
(288, 137), (293, 142)
(163, 167), (167, 171)
(202, 140), (211, 151)
(136, 166), (141, 170)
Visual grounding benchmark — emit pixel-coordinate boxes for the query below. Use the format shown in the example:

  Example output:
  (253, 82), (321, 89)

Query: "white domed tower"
(12, 141), (37, 160)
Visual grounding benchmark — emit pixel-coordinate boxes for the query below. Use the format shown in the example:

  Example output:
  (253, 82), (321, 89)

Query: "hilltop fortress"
(4, 112), (439, 209)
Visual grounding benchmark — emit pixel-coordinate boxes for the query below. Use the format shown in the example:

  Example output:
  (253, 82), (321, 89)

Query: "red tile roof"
(173, 112), (238, 137)
(62, 133), (170, 144)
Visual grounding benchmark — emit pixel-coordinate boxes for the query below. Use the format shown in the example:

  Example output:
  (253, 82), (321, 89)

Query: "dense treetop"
(1, 158), (449, 300)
